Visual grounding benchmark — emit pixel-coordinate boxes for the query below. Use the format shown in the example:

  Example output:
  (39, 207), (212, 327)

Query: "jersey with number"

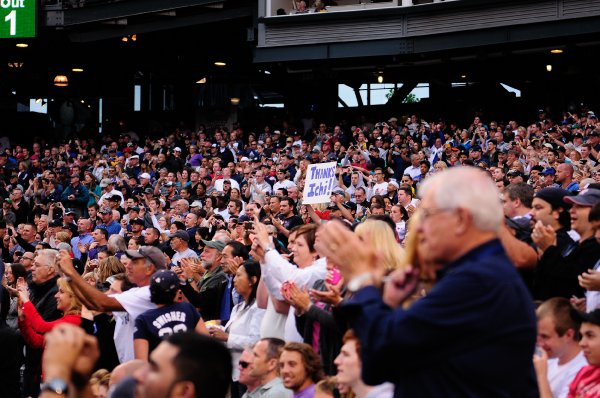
(134, 302), (201, 353)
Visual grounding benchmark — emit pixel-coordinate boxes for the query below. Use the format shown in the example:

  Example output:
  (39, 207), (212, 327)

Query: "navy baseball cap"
(150, 270), (181, 294)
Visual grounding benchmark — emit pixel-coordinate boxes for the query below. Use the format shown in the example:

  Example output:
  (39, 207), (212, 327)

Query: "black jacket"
(180, 267), (227, 321)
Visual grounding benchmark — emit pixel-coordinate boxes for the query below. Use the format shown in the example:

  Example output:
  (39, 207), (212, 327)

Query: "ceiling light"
(8, 62), (24, 68)
(230, 97), (240, 105)
(377, 74), (383, 84)
(35, 98), (42, 104)
(16, 43), (28, 48)
(550, 49), (563, 54)
(461, 74), (467, 79)
(546, 64), (553, 72)
(131, 34), (137, 42)
(54, 75), (69, 87)
(214, 61), (226, 67)
(121, 36), (129, 42)
(196, 77), (207, 84)
(72, 68), (84, 72)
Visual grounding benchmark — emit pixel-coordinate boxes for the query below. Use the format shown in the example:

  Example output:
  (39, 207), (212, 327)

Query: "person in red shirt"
(568, 309), (600, 397)
(17, 277), (83, 349)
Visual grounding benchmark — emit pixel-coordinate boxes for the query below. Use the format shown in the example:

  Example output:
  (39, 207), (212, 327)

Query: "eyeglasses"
(239, 361), (250, 369)
(22, 256), (34, 261)
(419, 207), (454, 220)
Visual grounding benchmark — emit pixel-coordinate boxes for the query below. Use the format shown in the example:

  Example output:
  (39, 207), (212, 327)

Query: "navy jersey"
(134, 302), (201, 353)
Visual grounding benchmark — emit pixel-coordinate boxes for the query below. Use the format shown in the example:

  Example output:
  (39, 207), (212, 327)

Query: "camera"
(244, 221), (254, 231)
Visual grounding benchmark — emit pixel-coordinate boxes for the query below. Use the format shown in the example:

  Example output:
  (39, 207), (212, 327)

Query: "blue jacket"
(341, 239), (538, 398)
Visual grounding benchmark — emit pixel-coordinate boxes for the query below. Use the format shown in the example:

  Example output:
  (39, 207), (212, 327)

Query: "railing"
(266, 0), (455, 18)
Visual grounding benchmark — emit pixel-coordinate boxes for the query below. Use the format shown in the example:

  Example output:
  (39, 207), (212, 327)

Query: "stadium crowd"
(1, 108), (600, 398)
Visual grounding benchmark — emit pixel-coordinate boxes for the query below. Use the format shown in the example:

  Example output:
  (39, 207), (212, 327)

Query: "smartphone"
(327, 267), (342, 285)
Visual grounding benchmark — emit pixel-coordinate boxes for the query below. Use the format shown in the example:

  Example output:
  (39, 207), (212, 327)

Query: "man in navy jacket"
(317, 167), (538, 397)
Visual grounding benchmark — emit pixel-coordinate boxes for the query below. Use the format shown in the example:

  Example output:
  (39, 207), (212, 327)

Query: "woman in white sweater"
(208, 260), (265, 398)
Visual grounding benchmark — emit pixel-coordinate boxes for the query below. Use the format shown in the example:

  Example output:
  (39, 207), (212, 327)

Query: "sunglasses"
(239, 361), (250, 369)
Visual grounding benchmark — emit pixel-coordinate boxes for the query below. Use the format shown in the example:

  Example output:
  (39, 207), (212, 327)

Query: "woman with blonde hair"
(433, 161), (448, 174)
(383, 210), (437, 309)
(17, 277), (84, 349)
(54, 231), (71, 246)
(89, 369), (111, 398)
(354, 220), (405, 274)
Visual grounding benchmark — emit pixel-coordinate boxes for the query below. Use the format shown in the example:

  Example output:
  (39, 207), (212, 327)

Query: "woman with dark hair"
(369, 194), (385, 208)
(208, 261), (265, 398)
(134, 269), (208, 360)
(1, 263), (28, 329)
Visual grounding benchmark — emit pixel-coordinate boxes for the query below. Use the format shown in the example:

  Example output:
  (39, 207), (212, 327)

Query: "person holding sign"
(302, 162), (338, 205)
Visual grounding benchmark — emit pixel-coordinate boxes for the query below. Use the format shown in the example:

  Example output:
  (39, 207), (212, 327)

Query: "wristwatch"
(40, 378), (69, 396)
(347, 272), (374, 292)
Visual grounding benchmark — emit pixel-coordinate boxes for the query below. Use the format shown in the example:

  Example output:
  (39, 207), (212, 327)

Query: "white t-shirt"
(214, 179), (240, 192)
(403, 166), (421, 180)
(172, 248), (199, 266)
(547, 351), (587, 398)
(273, 180), (296, 192)
(259, 255), (327, 339)
(372, 181), (388, 197)
(111, 286), (156, 363)
(260, 298), (289, 340)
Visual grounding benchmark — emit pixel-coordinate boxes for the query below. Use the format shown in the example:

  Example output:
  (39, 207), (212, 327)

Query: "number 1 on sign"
(5, 10), (16, 36)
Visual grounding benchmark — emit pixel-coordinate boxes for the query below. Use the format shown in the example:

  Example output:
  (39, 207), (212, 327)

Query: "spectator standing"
(316, 167), (538, 397)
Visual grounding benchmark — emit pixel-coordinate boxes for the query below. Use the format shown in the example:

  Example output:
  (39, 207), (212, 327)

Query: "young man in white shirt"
(534, 297), (587, 398)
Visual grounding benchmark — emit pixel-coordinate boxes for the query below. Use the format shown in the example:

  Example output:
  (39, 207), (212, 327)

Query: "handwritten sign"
(302, 162), (336, 204)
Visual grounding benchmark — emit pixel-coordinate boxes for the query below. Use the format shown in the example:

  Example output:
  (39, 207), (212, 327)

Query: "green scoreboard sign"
(1, 0), (36, 38)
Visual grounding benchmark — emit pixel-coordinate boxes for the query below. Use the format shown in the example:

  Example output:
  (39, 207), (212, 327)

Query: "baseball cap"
(541, 167), (556, 176)
(99, 178), (113, 188)
(564, 188), (600, 207)
(164, 181), (175, 187)
(535, 188), (572, 210)
(332, 187), (345, 195)
(144, 187), (154, 194)
(150, 270), (181, 295)
(240, 157), (250, 162)
(506, 170), (523, 178)
(125, 246), (167, 269)
(49, 219), (62, 228)
(129, 218), (144, 226)
(128, 206), (140, 213)
(64, 209), (75, 216)
(174, 147), (182, 152)
(170, 230), (190, 242)
(200, 239), (226, 252)
(191, 200), (203, 208)
(342, 201), (357, 211)
(139, 173), (151, 180)
(99, 206), (112, 214)
(470, 145), (482, 152)
(388, 180), (400, 189)
(108, 195), (121, 202)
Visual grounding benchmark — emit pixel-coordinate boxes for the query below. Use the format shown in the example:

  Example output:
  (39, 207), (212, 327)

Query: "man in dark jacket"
(24, 249), (62, 397)
(316, 167), (538, 398)
(178, 240), (227, 321)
